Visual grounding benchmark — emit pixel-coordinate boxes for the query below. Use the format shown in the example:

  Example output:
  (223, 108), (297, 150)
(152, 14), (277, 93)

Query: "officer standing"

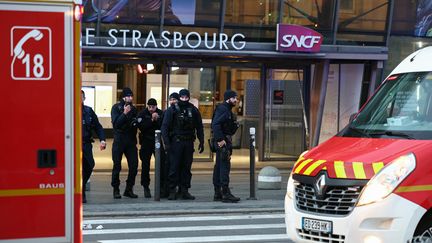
(81, 90), (106, 203)
(211, 90), (241, 203)
(137, 98), (165, 198)
(110, 87), (139, 199)
(161, 89), (204, 200)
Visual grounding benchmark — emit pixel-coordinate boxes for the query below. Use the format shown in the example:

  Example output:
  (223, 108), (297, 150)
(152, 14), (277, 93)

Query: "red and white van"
(285, 47), (432, 243)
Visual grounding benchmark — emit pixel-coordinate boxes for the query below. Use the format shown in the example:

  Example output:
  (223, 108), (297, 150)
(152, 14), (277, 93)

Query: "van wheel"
(413, 220), (432, 243)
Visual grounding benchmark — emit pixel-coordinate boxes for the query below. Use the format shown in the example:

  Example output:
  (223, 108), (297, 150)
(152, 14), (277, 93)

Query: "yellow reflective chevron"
(372, 162), (384, 174)
(352, 162), (366, 179)
(334, 161), (347, 178)
(294, 159), (313, 174)
(303, 160), (326, 175)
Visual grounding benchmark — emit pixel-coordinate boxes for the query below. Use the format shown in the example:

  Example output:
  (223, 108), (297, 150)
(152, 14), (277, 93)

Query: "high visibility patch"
(334, 161), (347, 178)
(352, 162), (366, 179)
(293, 158), (386, 179)
(294, 159), (313, 174)
(303, 160), (326, 175)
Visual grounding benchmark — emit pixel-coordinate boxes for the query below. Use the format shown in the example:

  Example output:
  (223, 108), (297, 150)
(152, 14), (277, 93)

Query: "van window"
(340, 72), (432, 139)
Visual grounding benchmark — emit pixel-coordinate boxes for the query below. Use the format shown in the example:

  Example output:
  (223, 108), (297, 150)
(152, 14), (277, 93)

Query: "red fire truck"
(0, 0), (83, 242)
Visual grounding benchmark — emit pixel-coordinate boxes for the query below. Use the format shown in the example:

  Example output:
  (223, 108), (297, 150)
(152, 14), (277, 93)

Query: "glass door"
(264, 68), (305, 160)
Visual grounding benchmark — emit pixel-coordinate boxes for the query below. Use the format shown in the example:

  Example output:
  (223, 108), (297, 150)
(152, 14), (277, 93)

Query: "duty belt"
(175, 135), (195, 141)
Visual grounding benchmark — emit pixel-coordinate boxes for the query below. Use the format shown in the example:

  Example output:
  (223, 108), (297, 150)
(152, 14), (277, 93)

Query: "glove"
(164, 143), (170, 153)
(198, 142), (204, 153)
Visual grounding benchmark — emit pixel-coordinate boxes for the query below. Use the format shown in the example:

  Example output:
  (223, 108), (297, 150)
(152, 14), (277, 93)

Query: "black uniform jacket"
(82, 105), (106, 143)
(137, 108), (163, 144)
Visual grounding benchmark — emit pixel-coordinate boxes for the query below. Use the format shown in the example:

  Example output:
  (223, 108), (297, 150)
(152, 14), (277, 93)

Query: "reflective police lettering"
(280, 34), (321, 49)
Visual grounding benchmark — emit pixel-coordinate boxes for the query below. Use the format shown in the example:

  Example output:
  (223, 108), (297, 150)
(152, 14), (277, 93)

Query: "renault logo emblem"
(314, 174), (326, 196)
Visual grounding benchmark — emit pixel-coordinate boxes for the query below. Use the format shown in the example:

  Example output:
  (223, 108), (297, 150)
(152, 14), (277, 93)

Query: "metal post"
(154, 130), (161, 201)
(248, 127), (257, 200)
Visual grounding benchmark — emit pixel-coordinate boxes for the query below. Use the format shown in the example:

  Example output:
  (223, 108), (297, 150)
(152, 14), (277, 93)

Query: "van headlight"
(287, 173), (295, 199)
(357, 153), (416, 206)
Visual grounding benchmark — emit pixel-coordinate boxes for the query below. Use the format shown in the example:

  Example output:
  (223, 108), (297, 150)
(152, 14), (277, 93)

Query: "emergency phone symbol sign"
(10, 26), (52, 80)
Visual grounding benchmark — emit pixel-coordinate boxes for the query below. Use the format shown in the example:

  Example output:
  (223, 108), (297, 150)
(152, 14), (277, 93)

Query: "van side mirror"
(349, 113), (357, 123)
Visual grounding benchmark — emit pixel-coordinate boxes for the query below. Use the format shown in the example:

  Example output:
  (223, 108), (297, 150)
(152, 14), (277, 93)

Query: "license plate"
(302, 217), (332, 234)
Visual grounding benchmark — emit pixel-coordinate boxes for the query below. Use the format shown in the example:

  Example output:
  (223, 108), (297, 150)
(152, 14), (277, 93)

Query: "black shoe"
(167, 192), (177, 200)
(160, 189), (168, 198)
(222, 193), (240, 203)
(123, 187), (138, 198)
(113, 188), (122, 199)
(213, 186), (222, 201)
(222, 187), (240, 203)
(180, 188), (195, 200)
(144, 187), (151, 198)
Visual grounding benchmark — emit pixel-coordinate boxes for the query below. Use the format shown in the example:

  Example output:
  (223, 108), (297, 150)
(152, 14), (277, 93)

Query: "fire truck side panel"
(0, 2), (77, 242)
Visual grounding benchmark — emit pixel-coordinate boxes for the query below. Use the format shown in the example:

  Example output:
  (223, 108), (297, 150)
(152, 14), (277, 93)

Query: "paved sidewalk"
(84, 171), (290, 218)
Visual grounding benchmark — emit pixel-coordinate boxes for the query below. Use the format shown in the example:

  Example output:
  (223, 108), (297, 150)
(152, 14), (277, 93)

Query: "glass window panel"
(336, 0), (388, 45)
(391, 0), (416, 36)
(165, 0), (221, 26)
(82, 0), (162, 24)
(224, 0), (280, 42)
(282, 0), (336, 44)
(414, 0), (432, 37)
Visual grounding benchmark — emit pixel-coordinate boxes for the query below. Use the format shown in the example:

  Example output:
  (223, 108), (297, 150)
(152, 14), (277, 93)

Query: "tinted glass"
(224, 0), (280, 42)
(336, 0), (388, 45)
(282, 0), (336, 44)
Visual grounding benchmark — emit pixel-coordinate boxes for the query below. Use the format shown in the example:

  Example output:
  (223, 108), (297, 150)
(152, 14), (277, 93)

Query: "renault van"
(285, 46), (432, 243)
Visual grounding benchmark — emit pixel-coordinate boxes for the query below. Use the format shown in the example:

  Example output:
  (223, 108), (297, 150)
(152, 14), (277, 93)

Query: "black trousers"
(139, 139), (167, 190)
(82, 142), (95, 191)
(111, 138), (138, 188)
(213, 143), (232, 187)
(168, 139), (194, 190)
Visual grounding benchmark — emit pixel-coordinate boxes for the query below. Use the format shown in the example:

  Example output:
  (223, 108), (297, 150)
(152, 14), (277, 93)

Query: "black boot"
(123, 186), (138, 198)
(222, 186), (240, 203)
(213, 186), (222, 201)
(143, 186), (151, 198)
(160, 186), (168, 198)
(113, 187), (121, 199)
(180, 187), (195, 200)
(82, 191), (87, 203)
(167, 188), (177, 200)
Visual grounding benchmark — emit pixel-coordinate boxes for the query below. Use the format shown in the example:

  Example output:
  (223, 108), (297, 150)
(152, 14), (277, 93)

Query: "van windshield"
(340, 72), (432, 140)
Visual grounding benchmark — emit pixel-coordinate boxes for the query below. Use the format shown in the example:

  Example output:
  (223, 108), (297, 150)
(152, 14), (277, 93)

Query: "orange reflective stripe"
(0, 188), (64, 197)
(352, 162), (366, 179)
(294, 159), (313, 174)
(333, 161), (347, 178)
(396, 185), (432, 193)
(303, 160), (326, 175)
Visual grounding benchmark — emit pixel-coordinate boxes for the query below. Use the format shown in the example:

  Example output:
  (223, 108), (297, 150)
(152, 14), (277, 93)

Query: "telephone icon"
(13, 29), (43, 60)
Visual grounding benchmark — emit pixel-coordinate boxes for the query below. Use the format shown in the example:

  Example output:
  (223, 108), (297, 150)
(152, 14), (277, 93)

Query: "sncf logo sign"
(276, 24), (323, 52)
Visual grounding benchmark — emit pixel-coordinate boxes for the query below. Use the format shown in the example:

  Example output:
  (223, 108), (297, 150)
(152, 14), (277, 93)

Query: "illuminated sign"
(83, 28), (246, 50)
(276, 24), (323, 52)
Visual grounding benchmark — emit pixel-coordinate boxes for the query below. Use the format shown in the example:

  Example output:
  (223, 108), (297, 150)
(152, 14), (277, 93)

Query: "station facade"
(81, 0), (394, 162)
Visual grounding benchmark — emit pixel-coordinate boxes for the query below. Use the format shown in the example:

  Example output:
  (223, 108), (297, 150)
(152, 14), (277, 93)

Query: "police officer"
(212, 90), (240, 203)
(161, 89), (204, 200)
(110, 87), (139, 199)
(137, 98), (165, 198)
(81, 90), (106, 203)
